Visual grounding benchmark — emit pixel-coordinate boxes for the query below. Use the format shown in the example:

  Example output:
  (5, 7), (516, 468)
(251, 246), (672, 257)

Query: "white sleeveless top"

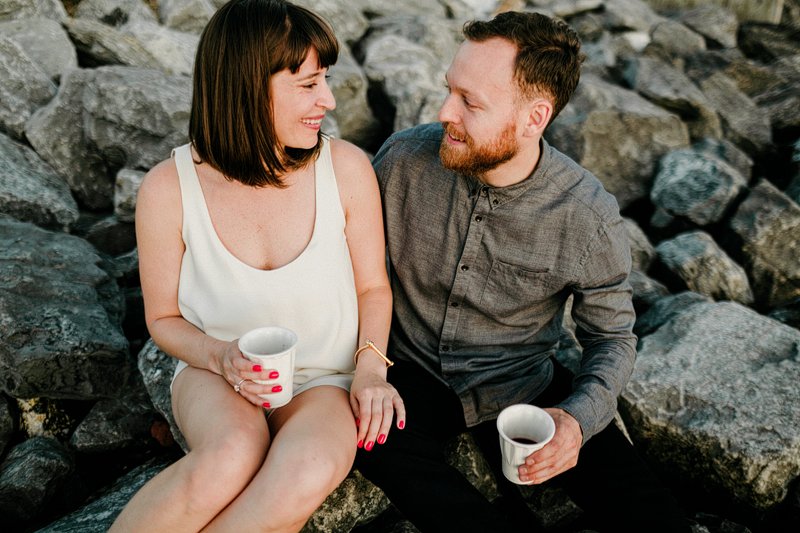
(171, 137), (359, 393)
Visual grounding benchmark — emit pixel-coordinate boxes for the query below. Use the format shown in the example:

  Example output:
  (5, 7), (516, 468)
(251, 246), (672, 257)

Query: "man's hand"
(518, 407), (582, 484)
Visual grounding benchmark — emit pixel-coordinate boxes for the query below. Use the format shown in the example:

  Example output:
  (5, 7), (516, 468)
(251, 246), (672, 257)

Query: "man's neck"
(479, 138), (542, 188)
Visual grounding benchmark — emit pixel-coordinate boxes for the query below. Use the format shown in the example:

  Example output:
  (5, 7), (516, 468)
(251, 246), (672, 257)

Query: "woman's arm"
(331, 139), (405, 450)
(135, 159), (268, 404)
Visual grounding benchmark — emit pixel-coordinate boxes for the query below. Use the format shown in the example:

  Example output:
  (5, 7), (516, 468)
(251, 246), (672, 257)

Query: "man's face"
(438, 38), (524, 177)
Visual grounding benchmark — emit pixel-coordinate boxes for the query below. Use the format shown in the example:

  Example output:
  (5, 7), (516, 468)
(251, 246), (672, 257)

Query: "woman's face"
(269, 47), (336, 151)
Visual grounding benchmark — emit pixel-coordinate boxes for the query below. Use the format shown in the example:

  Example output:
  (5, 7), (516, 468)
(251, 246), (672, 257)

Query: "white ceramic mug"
(496, 404), (556, 485)
(237, 326), (297, 408)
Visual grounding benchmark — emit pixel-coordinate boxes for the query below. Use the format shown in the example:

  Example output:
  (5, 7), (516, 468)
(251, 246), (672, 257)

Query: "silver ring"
(234, 378), (246, 393)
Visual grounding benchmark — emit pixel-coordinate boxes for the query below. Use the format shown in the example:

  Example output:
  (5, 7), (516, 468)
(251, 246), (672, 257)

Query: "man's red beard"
(439, 121), (518, 177)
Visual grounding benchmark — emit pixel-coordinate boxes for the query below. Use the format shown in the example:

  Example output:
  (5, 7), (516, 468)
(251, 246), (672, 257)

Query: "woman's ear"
(522, 98), (553, 138)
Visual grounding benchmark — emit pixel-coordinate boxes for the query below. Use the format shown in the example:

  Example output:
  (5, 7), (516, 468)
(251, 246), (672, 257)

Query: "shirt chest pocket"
(478, 259), (563, 328)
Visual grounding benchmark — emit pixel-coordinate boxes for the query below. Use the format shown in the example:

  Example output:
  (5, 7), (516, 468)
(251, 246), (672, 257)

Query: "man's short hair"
(463, 11), (584, 123)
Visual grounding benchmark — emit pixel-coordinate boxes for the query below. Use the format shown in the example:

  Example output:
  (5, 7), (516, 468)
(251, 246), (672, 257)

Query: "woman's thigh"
(265, 386), (358, 484)
(171, 366), (270, 452)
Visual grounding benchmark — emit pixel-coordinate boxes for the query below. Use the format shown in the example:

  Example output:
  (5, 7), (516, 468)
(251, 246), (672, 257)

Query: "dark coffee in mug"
(511, 436), (538, 445)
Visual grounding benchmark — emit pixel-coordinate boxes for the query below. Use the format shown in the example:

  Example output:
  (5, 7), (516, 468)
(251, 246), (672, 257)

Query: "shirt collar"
(472, 138), (553, 209)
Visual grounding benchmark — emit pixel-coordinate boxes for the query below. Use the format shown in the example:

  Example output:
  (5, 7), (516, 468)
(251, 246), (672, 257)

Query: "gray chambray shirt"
(374, 123), (637, 443)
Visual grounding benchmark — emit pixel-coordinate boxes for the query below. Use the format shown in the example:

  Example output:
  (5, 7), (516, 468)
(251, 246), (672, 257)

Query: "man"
(355, 10), (690, 533)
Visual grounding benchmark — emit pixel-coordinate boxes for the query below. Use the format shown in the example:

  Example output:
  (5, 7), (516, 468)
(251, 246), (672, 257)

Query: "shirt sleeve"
(555, 214), (637, 444)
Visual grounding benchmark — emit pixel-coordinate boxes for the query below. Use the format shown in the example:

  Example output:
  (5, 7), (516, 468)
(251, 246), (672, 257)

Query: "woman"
(110, 1), (404, 531)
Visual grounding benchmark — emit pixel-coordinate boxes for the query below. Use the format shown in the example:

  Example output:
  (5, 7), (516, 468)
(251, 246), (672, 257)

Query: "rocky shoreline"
(1, 0), (799, 531)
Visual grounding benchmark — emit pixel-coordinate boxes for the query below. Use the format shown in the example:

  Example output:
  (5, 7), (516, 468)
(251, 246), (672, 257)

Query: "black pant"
(355, 359), (690, 533)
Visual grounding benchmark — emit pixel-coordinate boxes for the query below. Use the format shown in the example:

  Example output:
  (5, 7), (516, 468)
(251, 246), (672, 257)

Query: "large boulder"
(83, 65), (191, 171)
(0, 17), (77, 81)
(0, 217), (130, 400)
(623, 301), (800, 510)
(25, 68), (111, 211)
(547, 73), (690, 209)
(0, 133), (79, 230)
(0, 35), (57, 140)
(729, 180), (800, 309)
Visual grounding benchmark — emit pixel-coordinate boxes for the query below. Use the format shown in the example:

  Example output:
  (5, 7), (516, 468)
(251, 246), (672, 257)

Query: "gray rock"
(137, 339), (184, 451)
(623, 301), (800, 509)
(0, 395), (13, 457)
(0, 436), (74, 524)
(655, 230), (754, 305)
(158, 0), (215, 34)
(63, 17), (162, 69)
(0, 217), (129, 400)
(768, 298), (800, 330)
(651, 147), (748, 225)
(120, 18), (199, 77)
(114, 168), (145, 223)
(698, 72), (772, 155)
(25, 68), (112, 211)
(75, 0), (159, 27)
(629, 269), (670, 316)
(753, 80), (800, 136)
(730, 180), (800, 308)
(633, 291), (712, 338)
(680, 4), (739, 49)
(16, 398), (79, 440)
(647, 19), (707, 59)
(361, 32), (447, 132)
(347, 0), (448, 22)
(77, 214), (136, 257)
(0, 35), (57, 139)
(738, 22), (800, 63)
(0, 18), (77, 81)
(69, 377), (156, 453)
(593, 0), (666, 32)
(624, 217), (655, 272)
(692, 137), (753, 182)
(0, 0), (67, 22)
(36, 455), (176, 533)
(83, 65), (191, 171)
(547, 73), (690, 209)
(294, 0), (368, 46)
(328, 46), (380, 148)
(622, 55), (721, 140)
(0, 133), (79, 230)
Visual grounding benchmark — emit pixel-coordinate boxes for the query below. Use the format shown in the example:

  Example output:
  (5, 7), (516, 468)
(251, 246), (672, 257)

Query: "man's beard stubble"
(439, 121), (518, 177)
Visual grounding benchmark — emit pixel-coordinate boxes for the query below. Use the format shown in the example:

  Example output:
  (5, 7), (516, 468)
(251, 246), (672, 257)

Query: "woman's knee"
(182, 426), (269, 510)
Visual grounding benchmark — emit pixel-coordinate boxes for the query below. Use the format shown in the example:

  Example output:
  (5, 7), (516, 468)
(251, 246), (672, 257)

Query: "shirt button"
(492, 198), (499, 205)
(441, 345), (450, 352)
(460, 264), (469, 271)
(450, 301), (459, 307)
(474, 215), (483, 222)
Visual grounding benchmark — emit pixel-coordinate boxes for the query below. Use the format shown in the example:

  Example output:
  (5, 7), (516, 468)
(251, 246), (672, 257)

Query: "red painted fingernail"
(357, 439), (364, 448)
(262, 402), (271, 408)
(398, 420), (405, 429)
(271, 385), (282, 392)
(269, 371), (279, 379)
(252, 364), (262, 372)
(365, 441), (374, 451)
(355, 418), (360, 427)
(378, 434), (386, 444)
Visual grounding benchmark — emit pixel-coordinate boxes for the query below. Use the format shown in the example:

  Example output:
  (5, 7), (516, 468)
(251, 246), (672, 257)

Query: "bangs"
(274, 4), (339, 74)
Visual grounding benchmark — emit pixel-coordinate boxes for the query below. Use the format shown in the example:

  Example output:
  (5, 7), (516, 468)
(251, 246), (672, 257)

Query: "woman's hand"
(215, 340), (284, 409)
(350, 367), (405, 451)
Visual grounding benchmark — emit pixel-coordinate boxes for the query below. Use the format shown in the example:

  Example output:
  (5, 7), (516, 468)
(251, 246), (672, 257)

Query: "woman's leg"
(203, 385), (357, 533)
(110, 367), (270, 532)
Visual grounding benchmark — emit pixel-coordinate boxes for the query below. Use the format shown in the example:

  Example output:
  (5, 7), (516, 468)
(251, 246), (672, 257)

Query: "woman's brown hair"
(189, 0), (339, 187)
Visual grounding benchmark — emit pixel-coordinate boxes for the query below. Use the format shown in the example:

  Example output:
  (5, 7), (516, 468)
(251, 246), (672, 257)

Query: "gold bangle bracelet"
(353, 339), (394, 367)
